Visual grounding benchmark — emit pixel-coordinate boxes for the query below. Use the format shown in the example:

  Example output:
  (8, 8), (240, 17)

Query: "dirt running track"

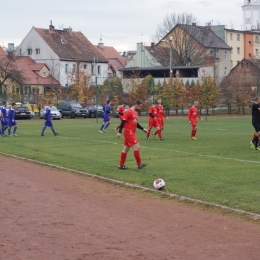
(1, 156), (260, 260)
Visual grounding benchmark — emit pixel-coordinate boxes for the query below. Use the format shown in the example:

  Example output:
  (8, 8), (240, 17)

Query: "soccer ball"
(153, 178), (165, 190)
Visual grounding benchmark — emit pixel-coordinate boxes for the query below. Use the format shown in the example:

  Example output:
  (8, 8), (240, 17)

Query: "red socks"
(119, 152), (127, 166)
(191, 129), (196, 137)
(134, 150), (141, 165)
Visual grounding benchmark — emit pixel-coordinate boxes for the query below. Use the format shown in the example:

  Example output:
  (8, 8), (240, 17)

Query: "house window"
(248, 53), (252, 58)
(65, 64), (68, 73)
(215, 50), (219, 59)
(25, 86), (30, 94)
(224, 51), (227, 60)
(224, 67), (227, 76)
(237, 47), (240, 54)
(36, 48), (40, 54)
(84, 64), (87, 69)
(98, 65), (101, 75)
(42, 71), (46, 77)
(237, 34), (240, 41)
(27, 49), (32, 55)
(231, 60), (233, 67)
(255, 36), (259, 43)
(237, 60), (240, 64)
(230, 33), (233, 41)
(248, 41), (251, 45)
(256, 49), (259, 56)
(72, 64), (76, 73)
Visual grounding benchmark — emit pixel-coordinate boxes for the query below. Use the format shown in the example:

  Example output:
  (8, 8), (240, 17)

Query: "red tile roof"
(14, 56), (60, 86)
(95, 45), (126, 71)
(0, 46), (7, 56)
(35, 28), (108, 63)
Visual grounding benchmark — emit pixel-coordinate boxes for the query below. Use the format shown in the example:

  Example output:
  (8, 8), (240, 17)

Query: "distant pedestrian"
(8, 103), (18, 137)
(41, 102), (59, 136)
(99, 100), (111, 133)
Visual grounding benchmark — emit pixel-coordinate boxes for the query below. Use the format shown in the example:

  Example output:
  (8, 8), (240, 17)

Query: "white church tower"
(242, 0), (260, 30)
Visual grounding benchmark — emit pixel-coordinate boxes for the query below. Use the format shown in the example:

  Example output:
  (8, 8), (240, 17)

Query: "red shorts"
(190, 120), (197, 127)
(124, 130), (139, 147)
(149, 118), (160, 128)
(157, 119), (164, 128)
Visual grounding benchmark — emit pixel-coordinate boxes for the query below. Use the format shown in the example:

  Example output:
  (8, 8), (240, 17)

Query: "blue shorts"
(44, 120), (53, 127)
(8, 120), (17, 127)
(103, 116), (110, 123)
(1, 119), (8, 127)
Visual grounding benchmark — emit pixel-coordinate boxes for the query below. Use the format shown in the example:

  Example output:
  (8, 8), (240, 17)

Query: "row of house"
(2, 19), (260, 104)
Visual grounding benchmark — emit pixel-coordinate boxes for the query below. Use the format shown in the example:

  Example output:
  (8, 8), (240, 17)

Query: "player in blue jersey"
(41, 102), (59, 136)
(99, 100), (111, 133)
(1, 101), (8, 136)
(8, 103), (18, 137)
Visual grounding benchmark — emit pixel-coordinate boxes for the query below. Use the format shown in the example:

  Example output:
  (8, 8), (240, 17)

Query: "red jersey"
(157, 105), (166, 119)
(117, 105), (125, 120)
(123, 108), (138, 135)
(188, 106), (201, 121)
(149, 105), (158, 118)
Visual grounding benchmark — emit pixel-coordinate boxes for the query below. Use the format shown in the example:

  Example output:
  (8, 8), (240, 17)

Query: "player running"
(115, 102), (127, 132)
(251, 96), (260, 150)
(99, 100), (111, 133)
(147, 102), (163, 140)
(153, 98), (168, 139)
(41, 102), (59, 136)
(188, 101), (203, 140)
(116, 100), (148, 170)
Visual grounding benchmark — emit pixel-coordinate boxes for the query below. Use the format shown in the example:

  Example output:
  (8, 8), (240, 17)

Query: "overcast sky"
(1, 0), (243, 53)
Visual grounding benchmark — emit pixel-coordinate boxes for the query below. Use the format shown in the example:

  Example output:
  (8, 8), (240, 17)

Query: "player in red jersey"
(146, 102), (163, 140)
(116, 100), (148, 170)
(153, 98), (168, 139)
(188, 101), (203, 140)
(115, 102), (127, 132)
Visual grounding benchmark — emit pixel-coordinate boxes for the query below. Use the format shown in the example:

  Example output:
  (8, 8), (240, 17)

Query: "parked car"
(15, 106), (31, 119)
(40, 106), (62, 120)
(84, 105), (103, 118)
(57, 102), (88, 118)
(30, 110), (35, 118)
(113, 105), (129, 118)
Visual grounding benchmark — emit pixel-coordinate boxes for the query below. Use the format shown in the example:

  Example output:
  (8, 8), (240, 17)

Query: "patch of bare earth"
(1, 156), (260, 260)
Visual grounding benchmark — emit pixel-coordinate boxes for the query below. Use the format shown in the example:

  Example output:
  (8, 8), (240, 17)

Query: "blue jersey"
(1, 106), (7, 119)
(44, 107), (53, 127)
(8, 108), (16, 126)
(103, 104), (110, 117)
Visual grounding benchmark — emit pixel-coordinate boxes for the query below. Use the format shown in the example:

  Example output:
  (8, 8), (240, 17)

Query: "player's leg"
(12, 122), (18, 136)
(119, 145), (130, 169)
(132, 142), (147, 169)
(8, 125), (12, 137)
(104, 119), (110, 130)
(41, 122), (47, 136)
(191, 122), (197, 140)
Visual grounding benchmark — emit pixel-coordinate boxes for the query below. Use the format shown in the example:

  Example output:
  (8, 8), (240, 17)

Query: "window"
(42, 71), (46, 77)
(72, 64), (76, 73)
(98, 65), (101, 75)
(215, 50), (219, 59)
(36, 48), (40, 54)
(65, 64), (68, 73)
(224, 67), (227, 76)
(84, 64), (87, 69)
(224, 51), (227, 60)
(231, 60), (233, 67)
(230, 33), (233, 41)
(248, 53), (252, 58)
(91, 64), (94, 74)
(255, 36), (259, 43)
(256, 49), (259, 56)
(25, 86), (30, 94)
(248, 41), (251, 45)
(237, 34), (240, 41)
(237, 60), (240, 64)
(27, 49), (32, 55)
(237, 47), (240, 54)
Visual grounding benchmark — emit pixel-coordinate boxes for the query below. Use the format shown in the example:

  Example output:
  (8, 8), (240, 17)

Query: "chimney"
(192, 23), (196, 26)
(8, 43), (14, 52)
(151, 42), (155, 48)
(98, 42), (104, 49)
(49, 20), (55, 31)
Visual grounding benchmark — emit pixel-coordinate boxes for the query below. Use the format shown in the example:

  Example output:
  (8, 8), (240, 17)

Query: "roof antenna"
(100, 34), (102, 43)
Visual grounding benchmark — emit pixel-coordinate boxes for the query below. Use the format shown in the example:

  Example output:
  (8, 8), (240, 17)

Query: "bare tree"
(154, 12), (215, 67)
(0, 54), (26, 90)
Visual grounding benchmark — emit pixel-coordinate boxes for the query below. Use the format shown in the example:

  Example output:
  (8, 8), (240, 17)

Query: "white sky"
(1, 0), (243, 53)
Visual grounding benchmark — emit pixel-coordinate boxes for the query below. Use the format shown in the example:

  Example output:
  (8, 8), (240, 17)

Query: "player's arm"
(137, 123), (148, 133)
(116, 119), (126, 138)
(188, 109), (191, 122)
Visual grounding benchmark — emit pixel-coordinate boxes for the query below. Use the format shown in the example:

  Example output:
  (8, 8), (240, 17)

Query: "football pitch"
(1, 116), (260, 214)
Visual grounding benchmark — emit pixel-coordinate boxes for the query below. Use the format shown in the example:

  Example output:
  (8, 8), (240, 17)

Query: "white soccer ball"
(153, 178), (165, 190)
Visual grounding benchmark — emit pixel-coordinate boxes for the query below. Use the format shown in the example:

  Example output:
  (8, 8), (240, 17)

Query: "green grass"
(1, 116), (260, 214)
